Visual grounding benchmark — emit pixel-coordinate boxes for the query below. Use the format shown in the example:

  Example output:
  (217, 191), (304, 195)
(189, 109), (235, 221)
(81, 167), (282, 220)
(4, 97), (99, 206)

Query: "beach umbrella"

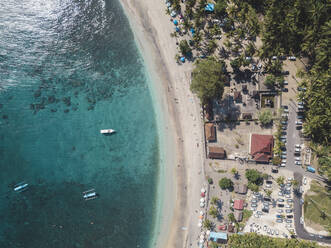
(218, 225), (222, 230)
(173, 20), (178, 25)
(199, 239), (204, 244)
(180, 57), (185, 63)
(166, 2), (171, 7)
(200, 211), (204, 215)
(200, 202), (204, 207)
(199, 215), (203, 219)
(201, 188), (206, 193)
(200, 198), (205, 203)
(200, 192), (205, 197)
(206, 230), (210, 235)
(200, 234), (205, 240)
(175, 26), (180, 32)
(198, 222), (202, 227)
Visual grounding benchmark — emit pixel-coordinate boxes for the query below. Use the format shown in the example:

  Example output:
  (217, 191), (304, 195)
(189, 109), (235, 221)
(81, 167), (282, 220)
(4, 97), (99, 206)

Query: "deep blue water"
(0, 0), (159, 247)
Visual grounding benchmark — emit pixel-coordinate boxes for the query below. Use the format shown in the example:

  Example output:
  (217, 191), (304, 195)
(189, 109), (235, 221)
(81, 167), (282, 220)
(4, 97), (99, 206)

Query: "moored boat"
(100, 129), (115, 134)
(14, 182), (29, 192)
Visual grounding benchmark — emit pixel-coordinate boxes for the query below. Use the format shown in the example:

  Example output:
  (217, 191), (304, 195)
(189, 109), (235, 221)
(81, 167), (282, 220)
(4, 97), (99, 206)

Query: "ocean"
(0, 0), (160, 247)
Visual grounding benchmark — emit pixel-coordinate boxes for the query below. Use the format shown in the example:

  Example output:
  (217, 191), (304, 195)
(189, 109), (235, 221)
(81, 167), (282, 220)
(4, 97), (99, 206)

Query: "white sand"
(119, 1), (206, 247)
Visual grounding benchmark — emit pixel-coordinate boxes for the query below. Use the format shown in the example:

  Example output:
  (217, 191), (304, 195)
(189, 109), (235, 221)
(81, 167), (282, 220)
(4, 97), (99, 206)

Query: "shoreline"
(119, 1), (206, 247)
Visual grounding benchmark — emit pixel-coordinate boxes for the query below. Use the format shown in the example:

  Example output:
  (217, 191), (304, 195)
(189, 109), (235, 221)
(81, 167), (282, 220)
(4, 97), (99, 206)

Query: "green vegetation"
(228, 212), (236, 222)
(258, 109), (273, 126)
(229, 233), (320, 247)
(276, 176), (285, 185)
(219, 177), (233, 190)
(231, 168), (238, 177)
(266, 190), (272, 197)
(210, 196), (218, 205)
(190, 57), (227, 105)
(242, 209), (253, 223)
(272, 156), (281, 165)
(203, 219), (213, 229)
(209, 205), (218, 218)
(207, 177), (213, 184)
(179, 40), (192, 56)
(245, 169), (263, 185)
(217, 169), (227, 173)
(304, 180), (331, 231)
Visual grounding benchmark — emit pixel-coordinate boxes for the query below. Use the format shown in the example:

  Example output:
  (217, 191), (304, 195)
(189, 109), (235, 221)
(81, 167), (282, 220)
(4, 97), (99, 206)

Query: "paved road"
(284, 101), (326, 182)
(293, 173), (331, 243)
(282, 102), (331, 243)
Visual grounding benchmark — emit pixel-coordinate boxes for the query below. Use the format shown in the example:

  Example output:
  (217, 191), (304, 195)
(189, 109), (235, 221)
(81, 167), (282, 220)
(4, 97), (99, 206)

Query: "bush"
(208, 177), (213, 184)
(179, 40), (192, 56)
(219, 177), (234, 190)
(248, 182), (259, 192)
(258, 109), (273, 126)
(245, 169), (263, 185)
(209, 206), (218, 218)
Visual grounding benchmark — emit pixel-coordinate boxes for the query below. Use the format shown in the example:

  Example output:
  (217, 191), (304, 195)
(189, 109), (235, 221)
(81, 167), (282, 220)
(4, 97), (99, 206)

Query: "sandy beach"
(119, 0), (206, 247)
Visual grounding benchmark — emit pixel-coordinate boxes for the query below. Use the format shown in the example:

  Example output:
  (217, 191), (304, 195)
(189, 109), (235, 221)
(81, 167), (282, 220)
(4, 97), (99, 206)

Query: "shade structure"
(180, 57), (185, 62)
(201, 188), (206, 193)
(173, 19), (178, 25)
(206, 230), (210, 235)
(200, 234), (205, 239)
(199, 239), (204, 244)
(200, 198), (205, 203)
(166, 2), (171, 7)
(199, 215), (203, 219)
(200, 211), (204, 215)
(200, 202), (205, 207)
(200, 192), (205, 197)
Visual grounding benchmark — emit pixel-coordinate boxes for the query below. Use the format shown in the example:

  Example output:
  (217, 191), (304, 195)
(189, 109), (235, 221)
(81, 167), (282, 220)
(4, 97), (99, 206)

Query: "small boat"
(100, 129), (115, 134)
(14, 182), (29, 192)
(83, 189), (98, 200)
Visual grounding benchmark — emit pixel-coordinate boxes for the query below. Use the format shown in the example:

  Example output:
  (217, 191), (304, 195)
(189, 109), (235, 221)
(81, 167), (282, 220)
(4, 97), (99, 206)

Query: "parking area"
(243, 169), (296, 238)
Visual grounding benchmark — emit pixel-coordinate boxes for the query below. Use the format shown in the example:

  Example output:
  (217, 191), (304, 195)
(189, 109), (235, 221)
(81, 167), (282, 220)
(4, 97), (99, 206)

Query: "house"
(234, 211), (243, 222)
(250, 134), (274, 163)
(205, 123), (216, 142)
(209, 231), (227, 243)
(234, 91), (242, 102)
(208, 146), (226, 159)
(234, 199), (244, 210)
(234, 184), (248, 194)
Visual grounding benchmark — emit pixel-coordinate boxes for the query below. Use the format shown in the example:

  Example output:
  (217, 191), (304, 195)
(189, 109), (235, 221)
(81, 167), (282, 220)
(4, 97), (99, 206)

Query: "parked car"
(287, 199), (293, 203)
(285, 209), (293, 213)
(287, 215), (293, 218)
(281, 121), (287, 125)
(285, 194), (291, 198)
(303, 177), (307, 185)
(277, 198), (284, 202)
(280, 163), (286, 167)
(281, 126), (287, 130)
(295, 161), (302, 166)
(281, 155), (287, 159)
(286, 219), (293, 223)
(276, 214), (283, 218)
(277, 209), (283, 213)
(283, 80), (288, 85)
(272, 56), (277, 60)
(300, 199), (304, 204)
(281, 151), (287, 155)
(278, 204), (284, 207)
(251, 203), (258, 207)
(262, 207), (269, 213)
(307, 166), (316, 173)
(285, 204), (292, 208)
(295, 157), (301, 161)
(297, 115), (304, 119)
(295, 148), (301, 153)
(266, 180), (272, 185)
(296, 120), (303, 125)
(288, 56), (296, 61)
(278, 192), (284, 196)
(295, 144), (301, 148)
(300, 217), (304, 224)
(276, 219), (283, 223)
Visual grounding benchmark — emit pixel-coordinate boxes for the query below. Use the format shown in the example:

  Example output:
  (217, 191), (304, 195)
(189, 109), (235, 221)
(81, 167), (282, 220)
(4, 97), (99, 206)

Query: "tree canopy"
(258, 109), (273, 126)
(245, 169), (263, 185)
(190, 57), (227, 105)
(219, 177), (233, 190)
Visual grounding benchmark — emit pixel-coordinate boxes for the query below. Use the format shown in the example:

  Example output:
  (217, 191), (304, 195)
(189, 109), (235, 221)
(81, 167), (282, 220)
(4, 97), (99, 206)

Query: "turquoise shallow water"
(0, 0), (160, 247)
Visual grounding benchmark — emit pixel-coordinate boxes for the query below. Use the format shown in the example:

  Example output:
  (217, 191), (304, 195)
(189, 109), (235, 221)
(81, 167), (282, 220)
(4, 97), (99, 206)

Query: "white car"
(283, 80), (288, 85)
(300, 217), (304, 224)
(285, 204), (292, 208)
(282, 159), (287, 163)
(272, 56), (277, 60)
(287, 177), (293, 181)
(296, 120), (303, 125)
(295, 144), (301, 148)
(281, 151), (287, 155)
(295, 148), (301, 153)
(286, 224), (293, 228)
(295, 157), (301, 161)
(303, 177), (307, 185)
(295, 161), (302, 166)
(280, 163), (286, 167)
(288, 56), (296, 61)
(275, 230), (279, 235)
(281, 155), (287, 159)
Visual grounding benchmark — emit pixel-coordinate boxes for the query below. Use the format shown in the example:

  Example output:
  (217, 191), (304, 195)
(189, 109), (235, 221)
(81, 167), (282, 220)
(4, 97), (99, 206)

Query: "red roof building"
(250, 134), (274, 163)
(234, 199), (244, 210)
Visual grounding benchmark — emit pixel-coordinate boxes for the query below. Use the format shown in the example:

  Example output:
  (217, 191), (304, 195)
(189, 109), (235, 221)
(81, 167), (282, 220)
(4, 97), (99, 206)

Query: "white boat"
(83, 189), (97, 200)
(100, 129), (115, 134)
(14, 182), (29, 192)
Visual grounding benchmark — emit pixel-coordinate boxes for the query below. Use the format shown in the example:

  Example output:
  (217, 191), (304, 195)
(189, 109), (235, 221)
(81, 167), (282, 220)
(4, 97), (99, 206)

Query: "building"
(234, 211), (243, 222)
(205, 123), (216, 142)
(209, 231), (227, 243)
(234, 199), (244, 210)
(208, 146), (226, 159)
(234, 184), (248, 194)
(250, 134), (274, 163)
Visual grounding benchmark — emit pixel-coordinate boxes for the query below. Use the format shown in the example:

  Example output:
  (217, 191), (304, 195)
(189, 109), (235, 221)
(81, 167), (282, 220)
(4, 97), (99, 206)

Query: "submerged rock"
(62, 97), (71, 106)
(2, 115), (8, 119)
(50, 109), (57, 113)
(34, 90), (41, 98)
(48, 95), (56, 104)
(0, 104), (3, 109)
(64, 109), (69, 113)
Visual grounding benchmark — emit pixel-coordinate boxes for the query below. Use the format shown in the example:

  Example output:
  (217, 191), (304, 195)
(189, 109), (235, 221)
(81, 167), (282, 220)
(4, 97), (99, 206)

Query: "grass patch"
(217, 169), (227, 173)
(304, 180), (331, 230)
(242, 209), (253, 222)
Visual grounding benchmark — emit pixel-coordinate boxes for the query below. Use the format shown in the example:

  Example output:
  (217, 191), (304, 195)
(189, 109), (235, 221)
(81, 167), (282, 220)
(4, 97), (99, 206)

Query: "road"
(281, 103), (331, 243)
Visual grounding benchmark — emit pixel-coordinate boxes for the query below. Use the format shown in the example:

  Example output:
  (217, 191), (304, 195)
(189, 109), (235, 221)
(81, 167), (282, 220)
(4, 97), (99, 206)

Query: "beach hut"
(205, 3), (215, 12)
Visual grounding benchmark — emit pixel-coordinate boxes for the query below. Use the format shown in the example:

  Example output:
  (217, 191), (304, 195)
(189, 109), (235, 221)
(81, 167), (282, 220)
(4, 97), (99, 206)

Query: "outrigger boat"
(14, 182), (29, 192)
(100, 129), (115, 134)
(83, 189), (97, 200)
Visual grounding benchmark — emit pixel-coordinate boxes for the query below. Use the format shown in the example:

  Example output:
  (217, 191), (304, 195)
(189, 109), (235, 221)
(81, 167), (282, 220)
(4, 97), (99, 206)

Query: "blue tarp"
(173, 19), (178, 25)
(205, 3), (215, 12)
(190, 28), (195, 35)
(209, 231), (227, 241)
